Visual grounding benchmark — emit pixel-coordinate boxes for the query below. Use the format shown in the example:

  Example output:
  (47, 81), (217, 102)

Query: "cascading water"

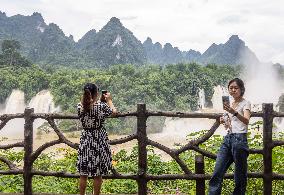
(198, 88), (206, 110)
(4, 89), (25, 114)
(161, 85), (228, 140)
(0, 90), (25, 138)
(211, 85), (229, 111)
(161, 60), (284, 143)
(244, 62), (284, 132)
(28, 90), (60, 135)
(0, 90), (59, 139)
(28, 90), (58, 113)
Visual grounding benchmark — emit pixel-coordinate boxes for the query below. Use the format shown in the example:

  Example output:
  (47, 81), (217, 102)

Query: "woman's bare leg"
(93, 176), (103, 195)
(79, 175), (88, 195)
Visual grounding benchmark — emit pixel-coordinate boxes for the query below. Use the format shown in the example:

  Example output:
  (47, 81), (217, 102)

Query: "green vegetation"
(0, 62), (239, 111)
(3, 40), (284, 135)
(0, 65), (49, 102)
(0, 51), (239, 134)
(1, 130), (284, 194)
(0, 40), (32, 68)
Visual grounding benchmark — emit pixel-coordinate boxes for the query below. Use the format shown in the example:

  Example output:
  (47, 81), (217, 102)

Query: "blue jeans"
(209, 133), (249, 195)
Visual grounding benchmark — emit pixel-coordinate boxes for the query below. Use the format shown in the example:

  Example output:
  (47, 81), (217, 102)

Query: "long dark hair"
(228, 78), (245, 96)
(81, 83), (98, 111)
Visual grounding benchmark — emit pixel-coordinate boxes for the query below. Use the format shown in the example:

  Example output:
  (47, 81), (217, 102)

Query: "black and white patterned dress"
(77, 102), (113, 176)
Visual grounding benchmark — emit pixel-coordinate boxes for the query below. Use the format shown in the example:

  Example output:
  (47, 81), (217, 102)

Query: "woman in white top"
(209, 78), (251, 195)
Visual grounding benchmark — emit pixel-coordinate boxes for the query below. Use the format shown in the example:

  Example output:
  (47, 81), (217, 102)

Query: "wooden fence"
(1, 103), (284, 195)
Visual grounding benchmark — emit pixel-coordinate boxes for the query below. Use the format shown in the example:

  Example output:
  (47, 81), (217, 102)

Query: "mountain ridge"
(0, 11), (271, 68)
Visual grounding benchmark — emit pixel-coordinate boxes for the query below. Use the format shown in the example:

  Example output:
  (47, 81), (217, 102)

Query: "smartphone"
(101, 90), (108, 94)
(222, 96), (230, 108)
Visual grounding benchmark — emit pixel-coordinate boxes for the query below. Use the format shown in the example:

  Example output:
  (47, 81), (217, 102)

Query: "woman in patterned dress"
(77, 83), (117, 195)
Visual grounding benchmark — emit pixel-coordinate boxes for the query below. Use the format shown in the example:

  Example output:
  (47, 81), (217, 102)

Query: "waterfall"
(4, 89), (25, 114)
(0, 90), (59, 139)
(0, 90), (26, 138)
(162, 117), (223, 136)
(161, 85), (230, 139)
(211, 85), (228, 111)
(28, 90), (58, 113)
(244, 62), (282, 105)
(198, 88), (206, 109)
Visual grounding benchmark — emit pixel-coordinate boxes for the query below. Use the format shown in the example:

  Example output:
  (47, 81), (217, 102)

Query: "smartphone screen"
(222, 96), (230, 107)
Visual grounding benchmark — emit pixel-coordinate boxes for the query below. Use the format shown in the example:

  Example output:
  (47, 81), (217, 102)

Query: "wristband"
(233, 112), (238, 117)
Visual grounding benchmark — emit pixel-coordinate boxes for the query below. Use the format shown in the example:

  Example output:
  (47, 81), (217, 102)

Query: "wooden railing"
(1, 103), (284, 195)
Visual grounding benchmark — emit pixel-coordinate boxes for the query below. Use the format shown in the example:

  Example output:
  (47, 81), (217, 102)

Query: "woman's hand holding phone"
(101, 90), (113, 103)
(222, 96), (234, 113)
(101, 90), (117, 115)
(100, 90), (107, 102)
(222, 96), (230, 109)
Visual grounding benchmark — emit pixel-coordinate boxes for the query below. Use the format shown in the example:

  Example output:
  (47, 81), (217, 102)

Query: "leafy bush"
(1, 129), (284, 194)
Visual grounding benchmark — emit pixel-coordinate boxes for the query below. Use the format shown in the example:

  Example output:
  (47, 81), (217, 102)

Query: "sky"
(1, 0), (284, 64)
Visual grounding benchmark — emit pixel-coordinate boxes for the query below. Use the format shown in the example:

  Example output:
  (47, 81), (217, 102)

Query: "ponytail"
(81, 89), (93, 111)
(81, 83), (98, 112)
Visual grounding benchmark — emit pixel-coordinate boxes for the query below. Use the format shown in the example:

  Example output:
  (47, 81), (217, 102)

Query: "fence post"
(137, 104), (148, 195)
(23, 108), (34, 195)
(195, 155), (205, 195)
(262, 103), (273, 195)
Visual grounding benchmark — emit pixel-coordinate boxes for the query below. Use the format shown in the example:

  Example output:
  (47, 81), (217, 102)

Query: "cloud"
(120, 16), (138, 21)
(272, 52), (284, 65)
(217, 15), (248, 25)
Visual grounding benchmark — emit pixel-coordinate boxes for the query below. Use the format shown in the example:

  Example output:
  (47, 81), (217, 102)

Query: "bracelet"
(233, 112), (238, 117)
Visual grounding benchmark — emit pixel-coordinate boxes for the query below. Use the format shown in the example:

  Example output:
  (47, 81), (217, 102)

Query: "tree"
(0, 40), (32, 67)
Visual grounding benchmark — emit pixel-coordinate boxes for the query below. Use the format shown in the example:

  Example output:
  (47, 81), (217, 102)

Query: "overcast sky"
(1, 0), (284, 64)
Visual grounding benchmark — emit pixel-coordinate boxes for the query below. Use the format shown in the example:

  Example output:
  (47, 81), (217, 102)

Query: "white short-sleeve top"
(228, 98), (251, 133)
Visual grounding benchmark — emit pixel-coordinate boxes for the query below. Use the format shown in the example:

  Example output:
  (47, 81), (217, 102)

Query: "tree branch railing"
(0, 103), (284, 195)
